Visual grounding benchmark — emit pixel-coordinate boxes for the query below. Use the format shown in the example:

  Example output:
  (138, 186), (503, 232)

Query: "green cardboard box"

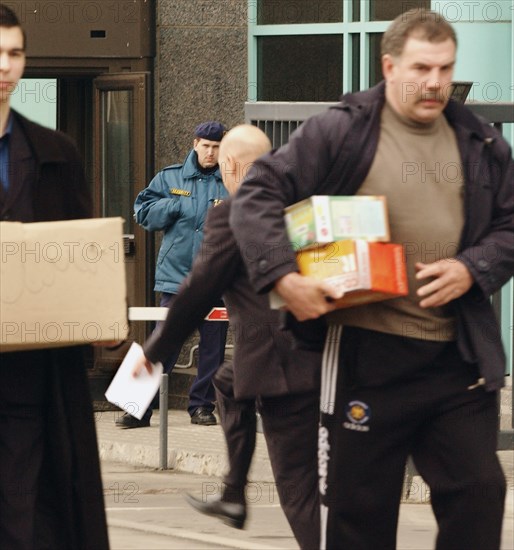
(285, 195), (390, 250)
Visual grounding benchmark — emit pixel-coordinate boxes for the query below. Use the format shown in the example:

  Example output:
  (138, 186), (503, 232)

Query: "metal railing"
(127, 307), (230, 469)
(245, 101), (514, 145)
(245, 99), (514, 451)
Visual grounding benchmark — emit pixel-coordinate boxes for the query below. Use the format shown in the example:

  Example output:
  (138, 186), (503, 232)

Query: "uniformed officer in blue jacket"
(118, 121), (229, 427)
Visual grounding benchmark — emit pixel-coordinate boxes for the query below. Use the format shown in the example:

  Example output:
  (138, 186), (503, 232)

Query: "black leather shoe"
(115, 413), (150, 429)
(190, 407), (217, 426)
(184, 494), (246, 529)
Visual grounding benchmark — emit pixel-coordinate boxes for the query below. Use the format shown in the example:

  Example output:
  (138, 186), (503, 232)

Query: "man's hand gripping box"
(270, 239), (408, 310)
(0, 217), (129, 351)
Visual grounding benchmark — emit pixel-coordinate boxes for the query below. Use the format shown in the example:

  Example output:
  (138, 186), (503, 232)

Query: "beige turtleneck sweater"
(328, 101), (464, 341)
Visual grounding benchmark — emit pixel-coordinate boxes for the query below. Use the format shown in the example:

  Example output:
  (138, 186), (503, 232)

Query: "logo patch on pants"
(343, 400), (371, 432)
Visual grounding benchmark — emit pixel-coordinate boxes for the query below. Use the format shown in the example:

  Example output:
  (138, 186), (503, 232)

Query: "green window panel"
(249, 0), (430, 100)
(351, 34), (361, 92)
(368, 32), (383, 87)
(257, 35), (343, 101)
(352, 0), (361, 22)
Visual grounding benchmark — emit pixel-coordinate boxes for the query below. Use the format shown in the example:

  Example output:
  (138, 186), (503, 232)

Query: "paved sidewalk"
(96, 408), (274, 482)
(96, 407), (513, 509)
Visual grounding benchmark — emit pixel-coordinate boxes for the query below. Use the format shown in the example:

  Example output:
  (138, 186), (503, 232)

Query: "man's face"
(382, 37), (456, 124)
(194, 138), (220, 169)
(0, 26), (26, 105)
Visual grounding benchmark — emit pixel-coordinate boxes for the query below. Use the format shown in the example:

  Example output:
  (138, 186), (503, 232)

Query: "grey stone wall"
(155, 0), (248, 168)
(149, 1), (246, 386)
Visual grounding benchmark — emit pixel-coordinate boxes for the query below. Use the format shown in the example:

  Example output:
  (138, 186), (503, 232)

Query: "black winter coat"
(0, 111), (109, 549)
(231, 82), (514, 391)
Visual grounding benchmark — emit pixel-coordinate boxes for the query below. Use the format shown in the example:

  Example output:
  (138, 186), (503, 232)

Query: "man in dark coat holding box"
(230, 9), (513, 550)
(0, 5), (109, 549)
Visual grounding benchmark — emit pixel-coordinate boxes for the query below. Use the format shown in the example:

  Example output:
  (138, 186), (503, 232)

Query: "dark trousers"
(213, 363), (256, 496)
(188, 315), (228, 415)
(0, 406), (75, 550)
(143, 292), (228, 420)
(214, 362), (320, 550)
(0, 351), (109, 550)
(0, 354), (70, 550)
(0, 353), (49, 549)
(0, 403), (46, 549)
(320, 326), (506, 550)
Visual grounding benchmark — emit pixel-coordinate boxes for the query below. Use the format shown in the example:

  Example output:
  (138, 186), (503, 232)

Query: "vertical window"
(368, 33), (384, 88)
(100, 90), (134, 232)
(352, 0), (361, 22)
(351, 35), (361, 92)
(257, 35), (343, 101)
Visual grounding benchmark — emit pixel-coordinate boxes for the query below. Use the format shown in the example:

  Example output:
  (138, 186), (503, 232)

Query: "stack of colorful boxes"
(270, 196), (408, 309)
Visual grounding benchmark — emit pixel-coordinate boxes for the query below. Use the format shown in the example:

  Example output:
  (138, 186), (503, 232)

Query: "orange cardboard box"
(269, 239), (408, 310)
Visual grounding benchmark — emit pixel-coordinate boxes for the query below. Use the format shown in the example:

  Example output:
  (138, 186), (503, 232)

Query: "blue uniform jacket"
(134, 149), (228, 293)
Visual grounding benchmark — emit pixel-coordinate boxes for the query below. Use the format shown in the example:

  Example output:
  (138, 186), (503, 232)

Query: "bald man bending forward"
(138, 126), (321, 549)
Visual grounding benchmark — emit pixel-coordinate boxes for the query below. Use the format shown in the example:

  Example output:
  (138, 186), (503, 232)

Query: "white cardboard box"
(0, 217), (128, 351)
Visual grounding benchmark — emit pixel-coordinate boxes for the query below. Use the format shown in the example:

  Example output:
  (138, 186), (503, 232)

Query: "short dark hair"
(381, 9), (456, 58)
(0, 3), (26, 50)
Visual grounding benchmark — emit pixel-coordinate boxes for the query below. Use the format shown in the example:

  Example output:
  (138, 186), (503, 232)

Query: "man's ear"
(382, 54), (395, 82)
(226, 153), (237, 173)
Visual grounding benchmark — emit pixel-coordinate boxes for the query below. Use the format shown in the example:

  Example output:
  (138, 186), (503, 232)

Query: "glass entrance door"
(93, 73), (152, 370)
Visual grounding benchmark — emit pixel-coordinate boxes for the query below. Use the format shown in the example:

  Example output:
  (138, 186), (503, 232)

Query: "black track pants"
(319, 326), (506, 550)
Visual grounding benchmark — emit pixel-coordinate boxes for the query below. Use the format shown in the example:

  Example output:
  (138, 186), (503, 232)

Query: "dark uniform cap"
(194, 121), (226, 142)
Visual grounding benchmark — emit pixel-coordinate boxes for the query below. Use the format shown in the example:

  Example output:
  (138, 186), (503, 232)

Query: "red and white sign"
(205, 307), (229, 321)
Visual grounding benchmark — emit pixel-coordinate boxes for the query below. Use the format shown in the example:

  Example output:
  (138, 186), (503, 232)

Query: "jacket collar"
(337, 81), (387, 111)
(11, 109), (68, 164)
(336, 80), (492, 143)
(182, 148), (222, 181)
(443, 99), (493, 142)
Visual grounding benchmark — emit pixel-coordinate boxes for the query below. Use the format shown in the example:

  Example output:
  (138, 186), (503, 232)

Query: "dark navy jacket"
(231, 82), (514, 391)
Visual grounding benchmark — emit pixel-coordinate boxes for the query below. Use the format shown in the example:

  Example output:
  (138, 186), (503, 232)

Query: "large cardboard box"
(285, 195), (390, 250)
(1, 217), (128, 351)
(270, 239), (408, 310)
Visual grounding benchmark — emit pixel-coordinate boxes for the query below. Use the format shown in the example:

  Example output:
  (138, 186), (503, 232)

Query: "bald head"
(218, 125), (272, 195)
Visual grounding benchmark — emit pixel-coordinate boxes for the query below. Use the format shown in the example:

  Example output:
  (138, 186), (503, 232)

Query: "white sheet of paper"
(105, 342), (163, 420)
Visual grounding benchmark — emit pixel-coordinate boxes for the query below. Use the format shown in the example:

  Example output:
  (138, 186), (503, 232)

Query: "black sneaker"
(190, 407), (217, 426)
(115, 413), (150, 429)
